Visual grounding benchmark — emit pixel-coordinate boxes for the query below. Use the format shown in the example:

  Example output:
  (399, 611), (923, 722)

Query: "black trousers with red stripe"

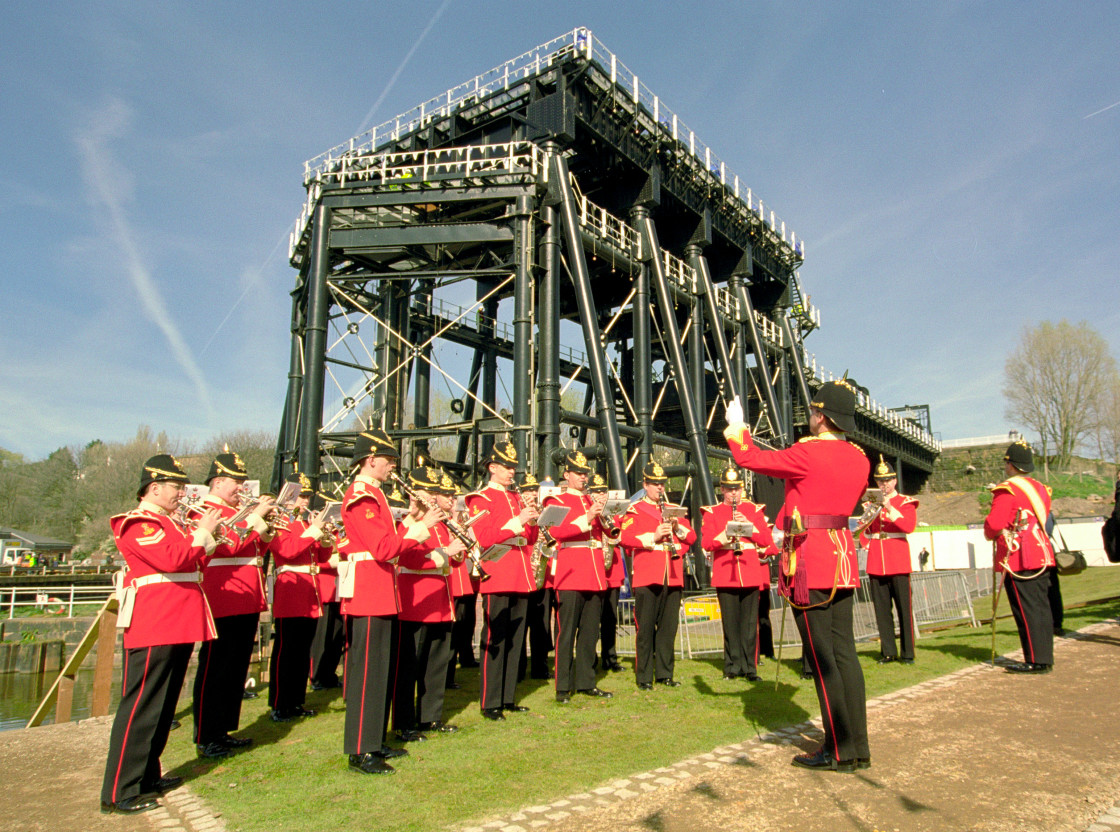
(554, 589), (603, 693)
(480, 593), (527, 710)
(716, 587), (760, 676)
(102, 642), (192, 804)
(599, 586), (620, 667)
(1005, 569), (1054, 666)
(343, 614), (398, 755)
(394, 619), (452, 728)
(633, 584), (681, 685)
(868, 573), (915, 661)
(269, 616), (316, 711)
(193, 612), (259, 745)
(310, 600), (345, 687)
(794, 589), (869, 762)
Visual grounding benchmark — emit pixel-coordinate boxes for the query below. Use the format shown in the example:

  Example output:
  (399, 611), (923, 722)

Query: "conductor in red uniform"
(340, 428), (442, 775)
(618, 461), (697, 690)
(191, 451), (275, 759)
(268, 472), (331, 720)
(984, 440), (1056, 673)
(859, 457), (918, 664)
(545, 452), (618, 702)
(101, 455), (220, 814)
(724, 381), (870, 772)
(465, 441), (540, 720)
(700, 465), (777, 682)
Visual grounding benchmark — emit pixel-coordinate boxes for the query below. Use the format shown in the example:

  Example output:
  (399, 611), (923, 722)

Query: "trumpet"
(388, 473), (490, 581)
(174, 496), (234, 545)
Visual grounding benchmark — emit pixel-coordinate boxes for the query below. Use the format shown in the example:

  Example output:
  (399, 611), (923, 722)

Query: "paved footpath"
(2, 619), (1119, 832)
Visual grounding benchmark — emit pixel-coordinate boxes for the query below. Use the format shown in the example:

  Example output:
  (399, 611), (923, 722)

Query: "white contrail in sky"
(1084, 99), (1120, 119)
(197, 0), (455, 354)
(75, 98), (217, 421)
(356, 0), (455, 135)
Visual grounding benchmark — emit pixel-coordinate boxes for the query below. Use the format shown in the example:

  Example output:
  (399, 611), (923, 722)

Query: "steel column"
(629, 208), (654, 484)
(549, 152), (627, 487)
(512, 194), (534, 468)
(537, 200), (562, 480)
(638, 215), (716, 508)
(298, 203), (330, 479)
(688, 249), (739, 402)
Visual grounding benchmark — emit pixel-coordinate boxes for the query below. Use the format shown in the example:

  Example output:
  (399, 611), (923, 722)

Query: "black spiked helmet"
(352, 428), (399, 466)
(588, 471), (608, 492)
(810, 380), (857, 433)
(642, 460), (668, 483)
(487, 440), (518, 467)
(873, 455), (896, 481)
(563, 449), (592, 474)
(1004, 440), (1034, 473)
(137, 454), (190, 499)
(719, 466), (744, 488)
(206, 451), (248, 484)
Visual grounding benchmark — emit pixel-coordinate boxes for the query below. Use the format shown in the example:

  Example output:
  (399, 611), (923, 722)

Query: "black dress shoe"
(856, 757), (872, 770)
(221, 734), (253, 749)
(577, 687), (613, 698)
(270, 709), (296, 723)
(722, 673), (742, 680)
(310, 679), (341, 691)
(1006, 662), (1052, 674)
(480, 707), (506, 721)
(744, 672), (761, 682)
(876, 655), (897, 664)
(656, 678), (681, 687)
(459, 659), (480, 668)
(555, 691), (572, 703)
(196, 741), (232, 759)
(292, 706), (316, 717)
(242, 689), (259, 700)
(348, 753), (395, 775)
(418, 721), (460, 733)
(169, 719), (181, 730)
(395, 729), (427, 742)
(637, 682), (653, 691)
(899, 658), (915, 665)
(100, 795), (159, 814)
(605, 661), (625, 672)
(791, 749), (856, 772)
(502, 703), (530, 712)
(141, 775), (182, 793)
(446, 681), (462, 690)
(800, 671), (814, 680)
(375, 746), (408, 759)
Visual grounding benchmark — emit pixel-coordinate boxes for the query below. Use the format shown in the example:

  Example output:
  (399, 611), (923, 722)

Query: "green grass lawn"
(161, 569), (1120, 832)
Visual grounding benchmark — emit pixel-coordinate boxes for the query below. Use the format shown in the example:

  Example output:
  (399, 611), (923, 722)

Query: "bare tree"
(1093, 370), (1120, 465)
(1004, 320), (1117, 471)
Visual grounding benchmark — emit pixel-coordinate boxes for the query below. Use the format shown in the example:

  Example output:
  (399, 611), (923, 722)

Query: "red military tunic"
(315, 530), (341, 604)
(544, 490), (617, 592)
(984, 476), (1055, 574)
(618, 498), (697, 588)
(193, 495), (271, 618)
(604, 542), (626, 589)
(269, 518), (331, 619)
(397, 520), (457, 623)
(111, 502), (218, 649)
(340, 475), (432, 617)
(701, 500), (776, 590)
(726, 426), (868, 594)
(466, 484), (539, 594)
(860, 493), (918, 576)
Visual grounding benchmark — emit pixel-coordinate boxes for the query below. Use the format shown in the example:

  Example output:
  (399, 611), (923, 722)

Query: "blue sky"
(2, 1), (1118, 460)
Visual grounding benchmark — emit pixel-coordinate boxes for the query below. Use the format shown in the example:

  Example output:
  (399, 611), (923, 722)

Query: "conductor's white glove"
(725, 395), (744, 426)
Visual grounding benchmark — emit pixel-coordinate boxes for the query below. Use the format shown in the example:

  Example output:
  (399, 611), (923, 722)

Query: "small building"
(0, 528), (73, 566)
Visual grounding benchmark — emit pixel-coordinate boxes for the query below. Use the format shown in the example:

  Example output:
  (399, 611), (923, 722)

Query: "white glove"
(725, 395), (744, 426)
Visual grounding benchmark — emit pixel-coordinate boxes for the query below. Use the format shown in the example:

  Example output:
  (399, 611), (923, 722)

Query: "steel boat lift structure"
(275, 28), (941, 575)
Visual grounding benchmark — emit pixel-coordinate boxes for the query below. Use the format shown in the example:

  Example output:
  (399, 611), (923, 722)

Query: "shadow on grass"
(691, 673), (811, 735)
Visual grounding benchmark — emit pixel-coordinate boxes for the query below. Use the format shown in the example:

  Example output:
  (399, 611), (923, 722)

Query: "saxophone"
(531, 529), (554, 589)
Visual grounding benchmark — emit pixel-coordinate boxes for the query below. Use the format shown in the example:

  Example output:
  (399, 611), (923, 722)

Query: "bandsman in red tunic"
(593, 471), (627, 674)
(340, 428), (443, 775)
(446, 479), (481, 688)
(618, 461), (697, 690)
(190, 451), (275, 759)
(101, 455), (220, 815)
(393, 466), (468, 738)
(465, 441), (539, 720)
(984, 440), (1056, 673)
(545, 453), (618, 702)
(309, 507), (345, 692)
(700, 465), (777, 682)
(520, 472), (555, 681)
(267, 472), (331, 720)
(859, 457), (919, 665)
(724, 381), (870, 772)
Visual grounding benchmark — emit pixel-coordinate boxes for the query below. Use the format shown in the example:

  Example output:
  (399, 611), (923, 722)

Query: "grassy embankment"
(158, 568), (1120, 832)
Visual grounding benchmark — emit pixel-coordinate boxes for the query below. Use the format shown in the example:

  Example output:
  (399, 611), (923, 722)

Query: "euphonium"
(388, 472), (490, 581)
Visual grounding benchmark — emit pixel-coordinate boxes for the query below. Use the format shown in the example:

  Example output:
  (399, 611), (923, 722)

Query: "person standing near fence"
(984, 440), (1055, 674)
(101, 455), (220, 814)
(619, 462), (696, 690)
(860, 457), (918, 665)
(724, 381), (870, 772)
(701, 465), (777, 681)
